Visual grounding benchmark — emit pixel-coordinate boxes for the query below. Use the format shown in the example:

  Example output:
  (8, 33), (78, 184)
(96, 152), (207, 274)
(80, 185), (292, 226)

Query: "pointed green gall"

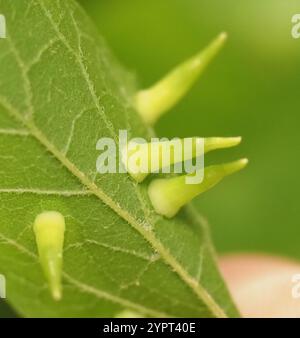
(148, 158), (248, 218)
(134, 32), (227, 125)
(33, 211), (65, 301)
(122, 136), (241, 183)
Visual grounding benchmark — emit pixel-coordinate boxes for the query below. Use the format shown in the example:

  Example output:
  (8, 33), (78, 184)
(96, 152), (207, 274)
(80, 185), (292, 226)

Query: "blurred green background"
(79, 0), (300, 258)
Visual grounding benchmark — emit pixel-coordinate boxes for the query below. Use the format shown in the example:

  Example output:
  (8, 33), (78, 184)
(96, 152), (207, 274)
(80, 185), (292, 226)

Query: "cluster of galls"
(32, 32), (247, 303)
(132, 32), (248, 218)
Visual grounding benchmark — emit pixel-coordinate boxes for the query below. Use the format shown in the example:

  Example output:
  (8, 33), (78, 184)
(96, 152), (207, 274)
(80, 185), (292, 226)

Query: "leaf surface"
(0, 0), (238, 317)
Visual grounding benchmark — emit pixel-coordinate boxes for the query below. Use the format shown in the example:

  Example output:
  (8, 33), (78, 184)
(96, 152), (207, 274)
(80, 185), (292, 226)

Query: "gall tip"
(204, 136), (242, 153)
(34, 211), (65, 234)
(222, 136), (242, 148)
(223, 158), (248, 176)
(230, 136), (242, 144)
(52, 287), (62, 302)
(219, 32), (228, 42)
(239, 157), (249, 167)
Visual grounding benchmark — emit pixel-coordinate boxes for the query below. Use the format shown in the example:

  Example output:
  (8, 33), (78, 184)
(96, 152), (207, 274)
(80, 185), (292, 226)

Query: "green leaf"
(0, 0), (238, 317)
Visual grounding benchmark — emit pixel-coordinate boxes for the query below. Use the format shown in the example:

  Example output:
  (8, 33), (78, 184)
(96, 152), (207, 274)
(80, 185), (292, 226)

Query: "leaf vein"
(0, 231), (170, 317)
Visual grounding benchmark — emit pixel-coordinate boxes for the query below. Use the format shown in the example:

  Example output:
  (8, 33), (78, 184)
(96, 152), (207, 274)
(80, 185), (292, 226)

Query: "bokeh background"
(1, 0), (300, 317)
(79, 0), (300, 258)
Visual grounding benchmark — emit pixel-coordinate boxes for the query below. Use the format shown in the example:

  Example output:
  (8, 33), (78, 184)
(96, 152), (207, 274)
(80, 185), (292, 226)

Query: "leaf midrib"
(31, 121), (226, 318)
(0, 231), (170, 318)
(0, 0), (227, 318)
